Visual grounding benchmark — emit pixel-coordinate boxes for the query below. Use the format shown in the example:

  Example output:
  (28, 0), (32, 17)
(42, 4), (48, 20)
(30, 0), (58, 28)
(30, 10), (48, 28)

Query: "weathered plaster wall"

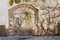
(0, 0), (8, 28)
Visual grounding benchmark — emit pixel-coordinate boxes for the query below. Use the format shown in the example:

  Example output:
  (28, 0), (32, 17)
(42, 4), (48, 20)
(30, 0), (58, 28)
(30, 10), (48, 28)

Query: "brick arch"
(8, 4), (38, 35)
(8, 4), (38, 24)
(9, 4), (38, 18)
(8, 4), (38, 27)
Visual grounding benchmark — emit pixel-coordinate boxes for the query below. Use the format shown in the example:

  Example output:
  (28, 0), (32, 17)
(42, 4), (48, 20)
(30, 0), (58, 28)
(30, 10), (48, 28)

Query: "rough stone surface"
(0, 36), (60, 40)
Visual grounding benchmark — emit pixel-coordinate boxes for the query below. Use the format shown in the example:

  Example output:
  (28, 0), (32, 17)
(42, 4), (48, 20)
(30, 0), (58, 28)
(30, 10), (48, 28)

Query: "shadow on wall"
(0, 25), (7, 37)
(57, 21), (60, 36)
(0, 25), (59, 36)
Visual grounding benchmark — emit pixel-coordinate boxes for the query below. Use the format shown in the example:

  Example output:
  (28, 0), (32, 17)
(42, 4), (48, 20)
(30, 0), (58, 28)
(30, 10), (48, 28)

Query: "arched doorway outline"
(8, 4), (38, 35)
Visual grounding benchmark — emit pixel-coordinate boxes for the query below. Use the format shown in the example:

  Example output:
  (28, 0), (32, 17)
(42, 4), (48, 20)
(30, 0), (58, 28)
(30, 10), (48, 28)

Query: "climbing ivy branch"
(22, 10), (32, 20)
(18, 11), (32, 28)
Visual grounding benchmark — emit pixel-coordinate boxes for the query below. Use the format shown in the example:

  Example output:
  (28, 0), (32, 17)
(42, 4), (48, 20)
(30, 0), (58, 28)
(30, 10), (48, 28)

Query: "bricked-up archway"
(8, 4), (38, 36)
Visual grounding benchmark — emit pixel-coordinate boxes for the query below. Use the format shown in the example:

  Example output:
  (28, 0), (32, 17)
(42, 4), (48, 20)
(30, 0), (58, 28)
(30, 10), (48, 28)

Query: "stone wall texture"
(8, 0), (60, 36)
